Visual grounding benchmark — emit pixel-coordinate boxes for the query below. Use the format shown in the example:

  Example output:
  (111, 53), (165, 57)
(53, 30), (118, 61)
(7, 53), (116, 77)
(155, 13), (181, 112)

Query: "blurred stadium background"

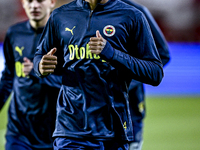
(0, 0), (200, 149)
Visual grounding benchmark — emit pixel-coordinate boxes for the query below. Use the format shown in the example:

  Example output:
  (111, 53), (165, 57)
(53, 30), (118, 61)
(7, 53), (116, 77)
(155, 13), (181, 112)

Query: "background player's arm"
(139, 5), (170, 66)
(121, 0), (170, 66)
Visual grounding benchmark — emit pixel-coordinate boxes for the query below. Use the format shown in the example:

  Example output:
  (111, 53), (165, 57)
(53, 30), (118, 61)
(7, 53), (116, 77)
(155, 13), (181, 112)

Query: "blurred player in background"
(120, 0), (170, 150)
(0, 0), (62, 150)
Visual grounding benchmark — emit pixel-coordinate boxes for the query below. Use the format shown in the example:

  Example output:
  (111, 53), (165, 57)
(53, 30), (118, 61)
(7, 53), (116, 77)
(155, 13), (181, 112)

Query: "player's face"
(22, 0), (55, 23)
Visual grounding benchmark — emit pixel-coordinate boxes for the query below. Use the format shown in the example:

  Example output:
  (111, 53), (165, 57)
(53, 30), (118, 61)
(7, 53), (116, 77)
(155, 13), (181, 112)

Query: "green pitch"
(143, 96), (200, 150)
(0, 96), (11, 150)
(0, 96), (200, 150)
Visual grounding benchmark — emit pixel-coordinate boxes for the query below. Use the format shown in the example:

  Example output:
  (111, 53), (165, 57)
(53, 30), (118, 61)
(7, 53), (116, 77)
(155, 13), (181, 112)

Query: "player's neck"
(29, 17), (49, 30)
(85, 0), (109, 10)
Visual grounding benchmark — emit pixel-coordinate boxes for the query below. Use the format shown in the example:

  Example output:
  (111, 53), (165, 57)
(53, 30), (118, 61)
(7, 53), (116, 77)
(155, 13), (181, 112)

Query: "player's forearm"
(99, 42), (163, 86)
(143, 10), (171, 67)
(110, 48), (163, 86)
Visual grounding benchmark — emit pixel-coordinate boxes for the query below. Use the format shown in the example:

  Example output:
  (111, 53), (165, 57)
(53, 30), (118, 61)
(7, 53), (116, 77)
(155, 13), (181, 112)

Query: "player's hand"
(39, 48), (57, 76)
(89, 30), (107, 55)
(23, 57), (33, 76)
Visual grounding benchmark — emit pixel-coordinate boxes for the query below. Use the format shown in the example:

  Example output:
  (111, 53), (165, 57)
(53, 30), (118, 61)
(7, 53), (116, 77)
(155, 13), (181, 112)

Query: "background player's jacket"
(0, 21), (61, 149)
(121, 0), (171, 142)
(34, 0), (163, 141)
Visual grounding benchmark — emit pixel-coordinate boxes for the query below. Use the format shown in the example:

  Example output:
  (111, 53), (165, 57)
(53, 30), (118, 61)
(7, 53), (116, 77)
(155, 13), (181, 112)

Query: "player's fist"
(89, 30), (107, 55)
(39, 48), (57, 76)
(23, 57), (33, 76)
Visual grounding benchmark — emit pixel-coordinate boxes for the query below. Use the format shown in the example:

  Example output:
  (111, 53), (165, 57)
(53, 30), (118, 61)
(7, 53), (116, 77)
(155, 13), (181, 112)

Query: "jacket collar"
(26, 21), (44, 33)
(76, 0), (118, 11)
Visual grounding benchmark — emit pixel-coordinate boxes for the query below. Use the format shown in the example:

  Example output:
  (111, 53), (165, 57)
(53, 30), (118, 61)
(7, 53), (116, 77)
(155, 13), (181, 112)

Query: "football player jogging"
(0, 0), (61, 150)
(119, 0), (171, 150)
(33, 0), (164, 149)
(48, 1), (171, 149)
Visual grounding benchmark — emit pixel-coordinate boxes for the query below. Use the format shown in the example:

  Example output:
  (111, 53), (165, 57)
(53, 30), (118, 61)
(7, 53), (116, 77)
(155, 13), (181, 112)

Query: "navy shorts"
(5, 135), (53, 150)
(53, 137), (129, 150)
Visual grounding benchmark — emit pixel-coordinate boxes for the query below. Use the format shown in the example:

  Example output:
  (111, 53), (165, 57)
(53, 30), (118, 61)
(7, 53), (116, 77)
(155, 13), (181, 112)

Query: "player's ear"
(21, 0), (25, 8)
(51, 0), (57, 8)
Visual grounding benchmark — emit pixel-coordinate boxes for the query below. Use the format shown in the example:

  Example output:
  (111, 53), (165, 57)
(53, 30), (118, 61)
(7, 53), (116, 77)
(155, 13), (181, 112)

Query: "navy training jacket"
(34, 0), (163, 141)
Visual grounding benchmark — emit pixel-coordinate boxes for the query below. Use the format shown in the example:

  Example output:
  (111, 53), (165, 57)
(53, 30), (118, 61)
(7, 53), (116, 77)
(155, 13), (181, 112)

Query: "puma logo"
(65, 26), (76, 35)
(15, 46), (24, 56)
(138, 102), (145, 113)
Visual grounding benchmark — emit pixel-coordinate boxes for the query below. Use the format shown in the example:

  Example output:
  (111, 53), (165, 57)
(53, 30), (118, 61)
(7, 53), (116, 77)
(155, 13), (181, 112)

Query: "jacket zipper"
(87, 10), (93, 31)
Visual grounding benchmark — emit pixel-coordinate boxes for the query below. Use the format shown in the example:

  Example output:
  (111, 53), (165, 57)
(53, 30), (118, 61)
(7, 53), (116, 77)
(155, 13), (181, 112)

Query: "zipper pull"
(89, 10), (93, 17)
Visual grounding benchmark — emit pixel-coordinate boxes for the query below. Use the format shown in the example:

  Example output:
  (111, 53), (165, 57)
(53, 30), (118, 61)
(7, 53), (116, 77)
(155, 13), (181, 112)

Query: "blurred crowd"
(0, 0), (200, 42)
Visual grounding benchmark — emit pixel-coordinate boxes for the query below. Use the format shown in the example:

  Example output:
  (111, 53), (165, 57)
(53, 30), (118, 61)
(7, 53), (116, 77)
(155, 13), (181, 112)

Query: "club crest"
(103, 25), (115, 37)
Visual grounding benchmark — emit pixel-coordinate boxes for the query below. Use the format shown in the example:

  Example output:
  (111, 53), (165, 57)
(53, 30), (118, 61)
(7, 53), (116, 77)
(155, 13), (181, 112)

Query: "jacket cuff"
(99, 41), (115, 60)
